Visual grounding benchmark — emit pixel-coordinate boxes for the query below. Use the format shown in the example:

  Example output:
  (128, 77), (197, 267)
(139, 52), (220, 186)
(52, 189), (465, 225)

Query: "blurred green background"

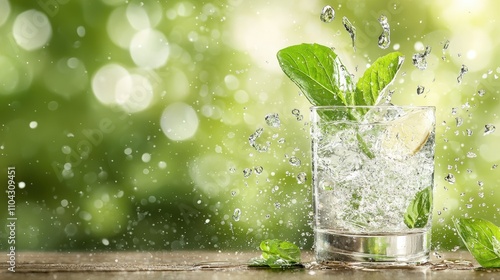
(0, 0), (499, 252)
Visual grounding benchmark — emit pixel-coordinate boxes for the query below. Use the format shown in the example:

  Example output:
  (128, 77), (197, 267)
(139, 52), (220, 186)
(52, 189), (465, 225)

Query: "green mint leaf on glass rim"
(249, 239), (302, 268)
(404, 186), (432, 229)
(453, 217), (500, 268)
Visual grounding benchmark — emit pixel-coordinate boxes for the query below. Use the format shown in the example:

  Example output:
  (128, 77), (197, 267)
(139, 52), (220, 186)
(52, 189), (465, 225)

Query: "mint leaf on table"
(404, 186), (432, 228)
(453, 217), (500, 268)
(249, 239), (302, 268)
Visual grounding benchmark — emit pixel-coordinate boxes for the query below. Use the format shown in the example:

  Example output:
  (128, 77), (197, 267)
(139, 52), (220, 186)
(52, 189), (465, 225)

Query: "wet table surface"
(1, 250), (500, 279)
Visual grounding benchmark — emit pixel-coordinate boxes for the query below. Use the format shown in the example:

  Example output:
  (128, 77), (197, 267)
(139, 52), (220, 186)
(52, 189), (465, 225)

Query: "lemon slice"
(382, 109), (434, 155)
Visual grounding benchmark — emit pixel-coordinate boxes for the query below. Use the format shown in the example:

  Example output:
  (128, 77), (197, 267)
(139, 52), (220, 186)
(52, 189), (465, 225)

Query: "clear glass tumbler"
(311, 106), (436, 264)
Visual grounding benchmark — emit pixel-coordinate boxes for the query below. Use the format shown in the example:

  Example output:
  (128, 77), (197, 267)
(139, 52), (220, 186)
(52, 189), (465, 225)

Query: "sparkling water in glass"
(311, 106), (436, 264)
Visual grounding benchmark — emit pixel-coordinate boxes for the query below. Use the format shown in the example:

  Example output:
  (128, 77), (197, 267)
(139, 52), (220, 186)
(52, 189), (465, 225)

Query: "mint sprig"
(404, 186), (432, 228)
(453, 217), (500, 268)
(249, 239), (302, 268)
(276, 43), (404, 108)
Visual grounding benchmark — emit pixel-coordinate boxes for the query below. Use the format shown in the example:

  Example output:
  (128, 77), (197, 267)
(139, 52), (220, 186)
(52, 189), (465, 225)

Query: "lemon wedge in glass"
(382, 108), (434, 156)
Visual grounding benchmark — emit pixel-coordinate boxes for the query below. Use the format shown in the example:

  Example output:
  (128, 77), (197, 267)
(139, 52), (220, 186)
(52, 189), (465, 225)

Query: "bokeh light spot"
(0, 0), (10, 26)
(160, 102), (199, 141)
(92, 63), (129, 105)
(129, 29), (169, 68)
(115, 73), (154, 113)
(12, 9), (52, 51)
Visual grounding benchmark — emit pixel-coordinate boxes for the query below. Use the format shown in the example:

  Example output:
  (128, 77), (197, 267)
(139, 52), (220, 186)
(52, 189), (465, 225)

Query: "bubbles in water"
(248, 128), (269, 152)
(265, 113), (281, 128)
(291, 108), (303, 121)
(457, 64), (468, 84)
(444, 173), (456, 184)
(412, 46), (431, 70)
(288, 156), (301, 167)
(342, 16), (356, 51)
(296, 172), (307, 184)
(232, 208), (241, 221)
(377, 14), (390, 49)
(243, 168), (252, 178)
(417, 85), (425, 95)
(320, 5), (335, 23)
(484, 124), (496, 135)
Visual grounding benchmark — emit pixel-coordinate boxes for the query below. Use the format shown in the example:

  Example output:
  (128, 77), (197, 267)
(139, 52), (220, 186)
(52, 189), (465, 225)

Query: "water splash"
(444, 173), (455, 184)
(249, 128), (269, 152)
(243, 168), (252, 178)
(441, 39), (450, 60)
(484, 124), (496, 135)
(477, 89), (486, 97)
(232, 208), (241, 221)
(342, 16), (356, 51)
(254, 166), (264, 174)
(412, 46), (431, 70)
(457, 64), (468, 84)
(320, 5), (335, 23)
(265, 113), (281, 128)
(377, 14), (390, 49)
(296, 172), (307, 184)
(417, 85), (425, 95)
(288, 156), (301, 166)
(455, 117), (463, 127)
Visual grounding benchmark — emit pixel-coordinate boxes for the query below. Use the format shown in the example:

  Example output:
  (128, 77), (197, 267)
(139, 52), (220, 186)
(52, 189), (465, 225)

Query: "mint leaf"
(250, 239), (301, 268)
(277, 43), (354, 107)
(355, 52), (404, 106)
(453, 218), (500, 268)
(404, 186), (432, 228)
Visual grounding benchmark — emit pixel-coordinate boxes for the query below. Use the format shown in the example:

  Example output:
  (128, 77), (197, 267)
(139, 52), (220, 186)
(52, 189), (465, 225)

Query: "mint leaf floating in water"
(249, 239), (302, 268)
(404, 186), (432, 228)
(453, 217), (500, 268)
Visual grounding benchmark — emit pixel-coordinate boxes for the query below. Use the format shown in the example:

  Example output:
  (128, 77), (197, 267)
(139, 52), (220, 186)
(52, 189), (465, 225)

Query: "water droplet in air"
(243, 168), (252, 178)
(493, 164), (498, 169)
(377, 14), (390, 49)
(466, 152), (477, 158)
(443, 40), (450, 51)
(254, 166), (264, 174)
(455, 117), (463, 127)
(417, 85), (425, 95)
(265, 113), (281, 128)
(466, 129), (473, 136)
(457, 64), (468, 84)
(232, 208), (241, 221)
(249, 127), (269, 152)
(297, 172), (307, 184)
(444, 173), (455, 184)
(320, 5), (335, 23)
(484, 124), (496, 135)
(342, 16), (356, 51)
(412, 46), (431, 70)
(477, 89), (486, 97)
(289, 156), (301, 166)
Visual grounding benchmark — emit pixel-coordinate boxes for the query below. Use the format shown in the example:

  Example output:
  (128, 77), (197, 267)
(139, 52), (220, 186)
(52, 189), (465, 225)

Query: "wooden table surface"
(1, 250), (499, 279)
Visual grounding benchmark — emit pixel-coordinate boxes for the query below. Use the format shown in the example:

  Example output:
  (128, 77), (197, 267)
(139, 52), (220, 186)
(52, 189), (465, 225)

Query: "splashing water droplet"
(412, 46), (431, 70)
(297, 172), (307, 184)
(342, 16), (356, 51)
(457, 64), (468, 84)
(466, 152), (477, 158)
(444, 173), (455, 184)
(466, 129), (473, 136)
(232, 208), (241, 221)
(484, 124), (496, 135)
(243, 168), (252, 178)
(377, 14), (390, 49)
(254, 166), (264, 174)
(477, 89), (486, 97)
(292, 109), (300, 116)
(443, 40), (450, 51)
(455, 117), (463, 127)
(417, 85), (425, 95)
(320, 5), (335, 23)
(265, 113), (281, 128)
(249, 127), (269, 152)
(289, 156), (301, 166)
(493, 164), (498, 169)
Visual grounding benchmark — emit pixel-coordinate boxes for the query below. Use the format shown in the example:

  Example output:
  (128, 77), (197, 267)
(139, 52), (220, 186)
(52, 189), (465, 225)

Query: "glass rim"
(310, 105), (435, 110)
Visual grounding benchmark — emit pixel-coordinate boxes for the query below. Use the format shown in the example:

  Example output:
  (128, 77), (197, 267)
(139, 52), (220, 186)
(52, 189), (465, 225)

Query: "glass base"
(315, 229), (430, 265)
